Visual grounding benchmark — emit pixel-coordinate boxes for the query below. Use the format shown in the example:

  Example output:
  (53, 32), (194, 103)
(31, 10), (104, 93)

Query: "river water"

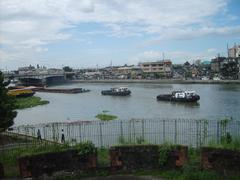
(14, 83), (240, 126)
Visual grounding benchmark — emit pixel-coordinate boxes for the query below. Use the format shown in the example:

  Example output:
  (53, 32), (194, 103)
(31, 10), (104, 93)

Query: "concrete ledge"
(69, 79), (240, 84)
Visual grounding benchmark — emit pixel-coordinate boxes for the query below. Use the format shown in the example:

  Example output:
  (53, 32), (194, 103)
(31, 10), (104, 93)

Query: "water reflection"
(158, 101), (200, 108)
(15, 83), (240, 125)
(218, 84), (240, 92)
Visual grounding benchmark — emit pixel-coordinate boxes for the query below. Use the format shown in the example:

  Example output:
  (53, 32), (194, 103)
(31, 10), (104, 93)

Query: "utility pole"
(227, 43), (229, 58)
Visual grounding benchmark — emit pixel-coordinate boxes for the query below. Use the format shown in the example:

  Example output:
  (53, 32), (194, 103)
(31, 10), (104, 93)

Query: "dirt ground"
(82, 175), (163, 180)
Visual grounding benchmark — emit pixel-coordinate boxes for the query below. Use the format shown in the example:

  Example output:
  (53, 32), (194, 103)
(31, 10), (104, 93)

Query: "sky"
(0, 0), (240, 70)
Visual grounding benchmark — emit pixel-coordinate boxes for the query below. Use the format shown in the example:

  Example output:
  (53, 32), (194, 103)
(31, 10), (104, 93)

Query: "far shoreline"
(68, 79), (240, 85)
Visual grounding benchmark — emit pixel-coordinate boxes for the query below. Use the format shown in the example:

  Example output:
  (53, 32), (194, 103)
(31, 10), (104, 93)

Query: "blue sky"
(0, 0), (240, 70)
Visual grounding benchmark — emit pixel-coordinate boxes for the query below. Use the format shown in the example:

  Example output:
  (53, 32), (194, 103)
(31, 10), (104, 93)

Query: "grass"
(97, 148), (109, 166)
(0, 144), (66, 177)
(1, 143), (240, 179)
(208, 137), (240, 151)
(95, 113), (118, 121)
(0, 144), (69, 166)
(15, 96), (49, 109)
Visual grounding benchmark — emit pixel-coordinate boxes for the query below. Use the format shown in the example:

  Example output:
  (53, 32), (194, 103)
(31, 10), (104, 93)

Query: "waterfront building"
(139, 60), (172, 78)
(117, 65), (143, 79)
(18, 65), (35, 75)
(199, 60), (211, 78)
(211, 57), (226, 74)
(228, 44), (240, 58)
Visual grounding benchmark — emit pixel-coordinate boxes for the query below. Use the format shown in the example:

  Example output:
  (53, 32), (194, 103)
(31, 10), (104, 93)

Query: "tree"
(62, 66), (73, 72)
(221, 60), (239, 79)
(0, 71), (17, 132)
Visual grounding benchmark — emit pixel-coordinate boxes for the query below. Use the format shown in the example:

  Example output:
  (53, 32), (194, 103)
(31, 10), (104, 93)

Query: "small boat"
(157, 90), (200, 102)
(101, 87), (131, 96)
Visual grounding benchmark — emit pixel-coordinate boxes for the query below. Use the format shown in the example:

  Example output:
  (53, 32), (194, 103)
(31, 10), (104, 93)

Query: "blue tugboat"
(157, 90), (200, 102)
(101, 87), (131, 96)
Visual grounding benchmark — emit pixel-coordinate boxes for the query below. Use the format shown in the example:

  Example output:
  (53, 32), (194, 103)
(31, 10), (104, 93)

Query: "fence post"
(174, 119), (177, 144)
(196, 120), (199, 148)
(79, 124), (82, 143)
(128, 121), (131, 143)
(163, 119), (165, 143)
(141, 119), (144, 140)
(52, 123), (55, 142)
(120, 121), (123, 141)
(199, 120), (202, 147)
(99, 122), (103, 147)
(217, 121), (220, 144)
(133, 120), (136, 143)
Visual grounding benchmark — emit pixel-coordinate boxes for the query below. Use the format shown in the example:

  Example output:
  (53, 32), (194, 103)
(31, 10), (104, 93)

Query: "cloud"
(207, 48), (217, 53)
(130, 49), (220, 64)
(142, 26), (240, 46)
(0, 0), (239, 67)
(35, 47), (48, 53)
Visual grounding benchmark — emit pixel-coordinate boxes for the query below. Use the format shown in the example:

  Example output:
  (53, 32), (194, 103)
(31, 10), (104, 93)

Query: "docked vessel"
(101, 87), (131, 96)
(7, 89), (35, 98)
(157, 90), (200, 102)
(34, 88), (90, 94)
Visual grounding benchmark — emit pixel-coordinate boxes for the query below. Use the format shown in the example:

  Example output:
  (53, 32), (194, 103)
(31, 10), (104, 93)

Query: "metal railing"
(8, 118), (240, 148)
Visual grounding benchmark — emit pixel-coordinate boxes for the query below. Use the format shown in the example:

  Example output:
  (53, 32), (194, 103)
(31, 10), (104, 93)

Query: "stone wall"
(109, 145), (188, 171)
(201, 147), (240, 175)
(161, 145), (188, 168)
(18, 149), (97, 178)
(110, 145), (160, 170)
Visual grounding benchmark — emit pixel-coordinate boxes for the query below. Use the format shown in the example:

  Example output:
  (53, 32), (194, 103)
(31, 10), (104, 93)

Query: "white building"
(228, 44), (240, 58)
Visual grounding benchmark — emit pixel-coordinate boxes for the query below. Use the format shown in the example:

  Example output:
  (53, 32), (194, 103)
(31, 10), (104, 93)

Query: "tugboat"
(157, 90), (200, 102)
(101, 87), (131, 96)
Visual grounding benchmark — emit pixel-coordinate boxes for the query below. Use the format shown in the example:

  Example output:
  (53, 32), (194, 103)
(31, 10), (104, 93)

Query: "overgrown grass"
(208, 137), (240, 151)
(0, 144), (69, 166)
(134, 169), (224, 180)
(0, 142), (96, 177)
(15, 96), (49, 109)
(95, 114), (118, 121)
(118, 136), (149, 145)
(1, 142), (240, 179)
(0, 144), (69, 177)
(97, 148), (109, 166)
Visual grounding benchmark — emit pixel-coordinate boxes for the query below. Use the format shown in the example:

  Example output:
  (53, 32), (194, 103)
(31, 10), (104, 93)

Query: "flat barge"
(34, 88), (90, 94)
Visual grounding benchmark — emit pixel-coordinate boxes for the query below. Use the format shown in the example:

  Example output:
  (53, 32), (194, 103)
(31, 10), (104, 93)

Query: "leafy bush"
(75, 141), (96, 156)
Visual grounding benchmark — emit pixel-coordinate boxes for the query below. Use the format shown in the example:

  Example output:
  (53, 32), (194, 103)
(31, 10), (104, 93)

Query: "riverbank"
(69, 79), (240, 84)
(15, 96), (49, 109)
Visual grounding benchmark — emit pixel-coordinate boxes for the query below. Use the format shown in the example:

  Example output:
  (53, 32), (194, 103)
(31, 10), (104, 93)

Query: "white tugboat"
(157, 90), (200, 102)
(101, 87), (131, 96)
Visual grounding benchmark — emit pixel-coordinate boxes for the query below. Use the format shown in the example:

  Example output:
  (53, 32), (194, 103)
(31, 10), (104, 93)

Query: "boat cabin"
(172, 90), (197, 98)
(112, 87), (129, 92)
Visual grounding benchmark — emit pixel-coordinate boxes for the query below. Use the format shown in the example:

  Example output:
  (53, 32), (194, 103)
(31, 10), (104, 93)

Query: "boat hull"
(16, 92), (35, 98)
(101, 90), (131, 96)
(157, 94), (200, 102)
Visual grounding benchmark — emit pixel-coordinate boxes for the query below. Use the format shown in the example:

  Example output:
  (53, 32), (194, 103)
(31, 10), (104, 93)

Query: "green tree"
(62, 66), (73, 72)
(221, 60), (239, 79)
(0, 71), (17, 132)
